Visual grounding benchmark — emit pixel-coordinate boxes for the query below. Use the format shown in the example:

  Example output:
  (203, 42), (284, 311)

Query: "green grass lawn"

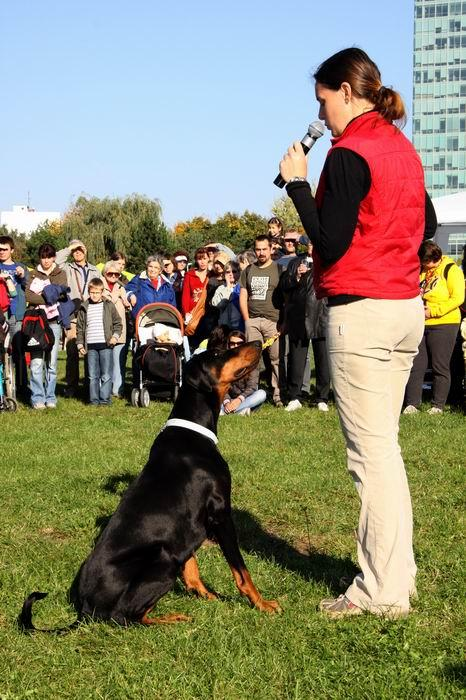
(0, 354), (464, 699)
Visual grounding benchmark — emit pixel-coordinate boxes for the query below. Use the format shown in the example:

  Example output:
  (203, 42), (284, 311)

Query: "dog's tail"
(18, 591), (79, 634)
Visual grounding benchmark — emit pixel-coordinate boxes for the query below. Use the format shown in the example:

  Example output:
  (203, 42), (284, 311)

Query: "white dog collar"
(163, 418), (218, 445)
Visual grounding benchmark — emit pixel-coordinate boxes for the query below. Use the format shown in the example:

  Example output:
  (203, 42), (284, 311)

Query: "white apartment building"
(0, 205), (61, 236)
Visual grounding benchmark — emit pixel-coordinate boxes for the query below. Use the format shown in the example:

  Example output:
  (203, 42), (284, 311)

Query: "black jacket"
(277, 256), (327, 340)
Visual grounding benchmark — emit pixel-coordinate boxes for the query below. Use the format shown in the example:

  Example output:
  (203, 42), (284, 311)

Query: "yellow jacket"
(421, 256), (465, 326)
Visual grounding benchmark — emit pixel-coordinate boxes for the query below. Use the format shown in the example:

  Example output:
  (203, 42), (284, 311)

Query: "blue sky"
(1, 1), (415, 227)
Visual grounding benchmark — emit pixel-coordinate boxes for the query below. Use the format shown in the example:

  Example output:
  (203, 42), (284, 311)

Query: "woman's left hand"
(424, 306), (432, 319)
(279, 141), (308, 183)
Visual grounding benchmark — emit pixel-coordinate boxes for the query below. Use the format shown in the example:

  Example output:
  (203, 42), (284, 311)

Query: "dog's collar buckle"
(163, 418), (218, 445)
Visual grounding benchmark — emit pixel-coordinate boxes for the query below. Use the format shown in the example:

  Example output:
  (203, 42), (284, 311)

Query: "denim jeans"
(87, 346), (113, 405)
(29, 322), (61, 406)
(112, 343), (126, 397)
(220, 389), (267, 415)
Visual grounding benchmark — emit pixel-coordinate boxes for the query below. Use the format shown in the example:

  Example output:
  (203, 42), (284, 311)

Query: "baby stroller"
(0, 311), (17, 412)
(131, 302), (185, 408)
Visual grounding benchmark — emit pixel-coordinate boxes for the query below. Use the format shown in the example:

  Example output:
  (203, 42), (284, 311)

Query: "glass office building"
(413, 1), (466, 196)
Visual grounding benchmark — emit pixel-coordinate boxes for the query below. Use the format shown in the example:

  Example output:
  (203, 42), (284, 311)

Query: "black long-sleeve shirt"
(286, 148), (438, 267)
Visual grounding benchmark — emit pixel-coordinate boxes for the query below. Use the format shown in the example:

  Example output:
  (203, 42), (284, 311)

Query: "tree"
(0, 225), (28, 263)
(172, 210), (268, 257)
(271, 195), (304, 233)
(20, 220), (68, 267)
(172, 217), (213, 258)
(60, 195), (170, 272)
(271, 185), (316, 233)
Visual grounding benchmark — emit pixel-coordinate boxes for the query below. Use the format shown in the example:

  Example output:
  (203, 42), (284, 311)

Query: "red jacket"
(315, 112), (425, 300)
(181, 269), (208, 315)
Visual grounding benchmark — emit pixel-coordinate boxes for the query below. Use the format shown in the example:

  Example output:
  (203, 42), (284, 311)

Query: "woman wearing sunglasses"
(102, 261), (131, 398)
(220, 331), (266, 416)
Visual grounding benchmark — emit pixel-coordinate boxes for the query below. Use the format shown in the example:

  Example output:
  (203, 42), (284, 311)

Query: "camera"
(300, 258), (309, 270)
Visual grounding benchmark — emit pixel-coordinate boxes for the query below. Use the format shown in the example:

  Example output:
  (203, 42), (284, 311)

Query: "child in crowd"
(76, 278), (122, 406)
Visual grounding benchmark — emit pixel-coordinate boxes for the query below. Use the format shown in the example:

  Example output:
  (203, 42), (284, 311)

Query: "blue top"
(126, 273), (176, 318)
(0, 261), (29, 319)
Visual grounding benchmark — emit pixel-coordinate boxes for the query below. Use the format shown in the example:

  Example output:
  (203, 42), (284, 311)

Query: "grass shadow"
(440, 661), (466, 689)
(102, 472), (136, 495)
(95, 475), (356, 594)
(233, 508), (358, 593)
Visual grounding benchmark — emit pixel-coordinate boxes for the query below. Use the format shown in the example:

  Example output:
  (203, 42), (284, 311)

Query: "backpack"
(22, 308), (55, 352)
(444, 262), (454, 281)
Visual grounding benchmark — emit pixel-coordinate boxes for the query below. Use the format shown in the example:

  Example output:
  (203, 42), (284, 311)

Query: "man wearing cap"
(56, 240), (102, 397)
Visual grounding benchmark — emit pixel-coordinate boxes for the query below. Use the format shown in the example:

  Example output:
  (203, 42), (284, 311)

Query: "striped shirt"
(86, 302), (106, 345)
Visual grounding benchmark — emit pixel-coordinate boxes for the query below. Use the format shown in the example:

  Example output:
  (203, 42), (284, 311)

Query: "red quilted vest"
(314, 111), (425, 300)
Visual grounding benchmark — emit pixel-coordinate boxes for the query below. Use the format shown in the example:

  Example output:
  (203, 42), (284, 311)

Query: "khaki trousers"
(245, 317), (281, 402)
(327, 297), (424, 614)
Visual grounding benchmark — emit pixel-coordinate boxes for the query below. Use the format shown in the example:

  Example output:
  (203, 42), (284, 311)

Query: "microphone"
(273, 120), (325, 188)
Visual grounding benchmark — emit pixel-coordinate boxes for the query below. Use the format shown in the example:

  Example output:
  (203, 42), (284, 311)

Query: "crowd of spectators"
(0, 227), (464, 413)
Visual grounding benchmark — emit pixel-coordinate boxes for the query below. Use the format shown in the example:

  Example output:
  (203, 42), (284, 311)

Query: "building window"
(447, 233), (466, 258)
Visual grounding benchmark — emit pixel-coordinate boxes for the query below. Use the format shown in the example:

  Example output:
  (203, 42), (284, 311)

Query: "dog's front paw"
(256, 598), (282, 614)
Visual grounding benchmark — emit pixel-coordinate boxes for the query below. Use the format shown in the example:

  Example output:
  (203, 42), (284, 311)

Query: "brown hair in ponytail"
(313, 48), (406, 127)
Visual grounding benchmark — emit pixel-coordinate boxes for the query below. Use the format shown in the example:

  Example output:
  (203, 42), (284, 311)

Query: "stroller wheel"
(4, 352), (16, 399)
(3, 397), (18, 412)
(131, 388), (140, 407)
(140, 388), (150, 408)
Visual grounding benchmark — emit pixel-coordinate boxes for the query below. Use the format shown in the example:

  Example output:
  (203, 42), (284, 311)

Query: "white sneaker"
(317, 402), (329, 412)
(285, 399), (302, 412)
(238, 407), (251, 416)
(427, 406), (443, 415)
(403, 405), (419, 415)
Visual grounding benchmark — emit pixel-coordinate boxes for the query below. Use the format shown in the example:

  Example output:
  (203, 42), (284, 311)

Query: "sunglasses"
(228, 340), (244, 347)
(106, 272), (119, 277)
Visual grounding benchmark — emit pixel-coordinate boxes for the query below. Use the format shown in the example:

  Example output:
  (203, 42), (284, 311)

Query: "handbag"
(184, 285), (207, 336)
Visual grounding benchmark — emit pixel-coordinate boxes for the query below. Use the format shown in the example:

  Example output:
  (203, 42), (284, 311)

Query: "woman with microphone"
(279, 48), (437, 619)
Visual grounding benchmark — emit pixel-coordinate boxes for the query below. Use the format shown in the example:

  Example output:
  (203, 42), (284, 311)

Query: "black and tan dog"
(19, 340), (279, 631)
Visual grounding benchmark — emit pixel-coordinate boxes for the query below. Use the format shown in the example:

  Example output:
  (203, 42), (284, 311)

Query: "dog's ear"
(184, 355), (217, 393)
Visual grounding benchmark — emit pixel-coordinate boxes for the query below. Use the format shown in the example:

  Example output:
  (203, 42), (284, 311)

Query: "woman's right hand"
(279, 141), (308, 183)
(297, 262), (308, 277)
